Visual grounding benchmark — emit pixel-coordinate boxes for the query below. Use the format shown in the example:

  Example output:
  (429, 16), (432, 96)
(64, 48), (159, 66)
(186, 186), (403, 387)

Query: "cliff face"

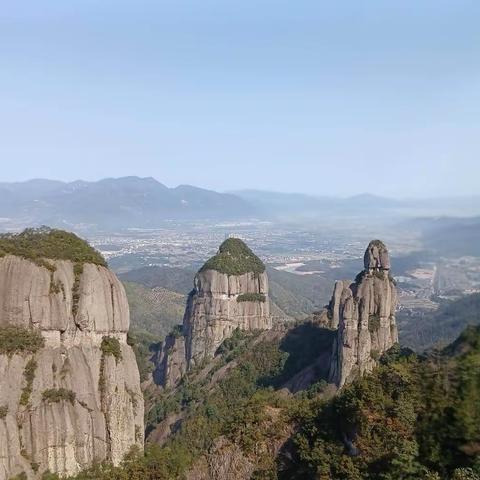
(0, 255), (144, 480)
(154, 238), (272, 388)
(184, 268), (271, 368)
(328, 240), (398, 387)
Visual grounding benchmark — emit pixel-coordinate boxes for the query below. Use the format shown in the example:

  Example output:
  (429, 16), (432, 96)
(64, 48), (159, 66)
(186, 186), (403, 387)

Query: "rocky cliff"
(154, 238), (272, 388)
(0, 229), (143, 480)
(327, 240), (398, 387)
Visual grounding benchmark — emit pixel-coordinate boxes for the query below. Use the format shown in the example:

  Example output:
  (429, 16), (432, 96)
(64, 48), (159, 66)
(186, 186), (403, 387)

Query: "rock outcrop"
(155, 238), (272, 388)
(327, 240), (398, 387)
(0, 230), (143, 480)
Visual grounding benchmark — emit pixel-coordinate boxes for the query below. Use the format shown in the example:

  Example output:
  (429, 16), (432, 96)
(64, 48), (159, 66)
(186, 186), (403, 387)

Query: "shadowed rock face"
(0, 255), (143, 480)
(327, 241), (398, 387)
(154, 239), (272, 388)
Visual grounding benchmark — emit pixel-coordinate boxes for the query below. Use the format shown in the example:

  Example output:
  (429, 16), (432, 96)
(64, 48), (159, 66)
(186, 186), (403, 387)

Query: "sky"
(1, 1), (479, 198)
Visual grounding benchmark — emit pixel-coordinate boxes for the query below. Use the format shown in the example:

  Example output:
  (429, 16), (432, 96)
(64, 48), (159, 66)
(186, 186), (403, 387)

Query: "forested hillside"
(47, 324), (480, 480)
(399, 293), (480, 351)
(121, 264), (329, 336)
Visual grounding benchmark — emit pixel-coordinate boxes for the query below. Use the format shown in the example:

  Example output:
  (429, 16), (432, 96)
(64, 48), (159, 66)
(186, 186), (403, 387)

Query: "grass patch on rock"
(368, 314), (381, 333)
(237, 293), (266, 303)
(101, 336), (122, 361)
(19, 358), (37, 406)
(42, 388), (76, 405)
(0, 326), (44, 356)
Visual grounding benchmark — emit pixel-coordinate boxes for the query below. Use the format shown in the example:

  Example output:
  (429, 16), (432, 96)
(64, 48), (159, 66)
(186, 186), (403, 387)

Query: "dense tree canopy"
(28, 326), (480, 480)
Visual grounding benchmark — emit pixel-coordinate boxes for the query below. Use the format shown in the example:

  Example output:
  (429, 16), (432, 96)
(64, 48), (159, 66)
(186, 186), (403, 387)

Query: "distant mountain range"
(233, 189), (480, 218)
(0, 177), (253, 229)
(1, 177), (480, 230)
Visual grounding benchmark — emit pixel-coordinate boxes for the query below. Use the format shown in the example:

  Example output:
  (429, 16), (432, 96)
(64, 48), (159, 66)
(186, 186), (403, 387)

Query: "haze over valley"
(2, 1), (480, 478)
(2, 176), (480, 352)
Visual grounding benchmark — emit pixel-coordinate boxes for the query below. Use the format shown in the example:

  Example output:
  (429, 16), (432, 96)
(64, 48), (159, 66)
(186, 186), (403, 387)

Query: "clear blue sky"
(1, 1), (479, 197)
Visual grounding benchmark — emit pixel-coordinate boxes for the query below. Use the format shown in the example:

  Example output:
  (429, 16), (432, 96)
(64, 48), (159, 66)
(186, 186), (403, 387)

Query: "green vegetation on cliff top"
(0, 227), (106, 267)
(199, 237), (265, 275)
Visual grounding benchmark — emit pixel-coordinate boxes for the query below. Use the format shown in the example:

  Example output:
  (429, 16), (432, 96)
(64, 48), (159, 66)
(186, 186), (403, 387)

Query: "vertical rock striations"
(0, 229), (143, 480)
(155, 238), (272, 387)
(328, 240), (398, 387)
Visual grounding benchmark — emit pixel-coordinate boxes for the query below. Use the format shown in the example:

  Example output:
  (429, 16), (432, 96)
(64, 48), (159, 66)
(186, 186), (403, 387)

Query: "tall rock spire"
(328, 240), (398, 387)
(155, 238), (272, 387)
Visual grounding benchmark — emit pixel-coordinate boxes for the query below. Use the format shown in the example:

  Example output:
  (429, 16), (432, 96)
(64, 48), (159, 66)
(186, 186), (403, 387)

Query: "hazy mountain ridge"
(3, 178), (480, 231)
(0, 177), (254, 228)
(233, 189), (480, 219)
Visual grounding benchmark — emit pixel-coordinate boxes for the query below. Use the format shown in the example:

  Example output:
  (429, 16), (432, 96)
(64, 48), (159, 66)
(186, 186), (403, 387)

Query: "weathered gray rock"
(0, 255), (143, 480)
(184, 269), (271, 368)
(364, 239), (391, 272)
(154, 239), (272, 387)
(185, 437), (254, 480)
(153, 334), (187, 389)
(328, 241), (398, 387)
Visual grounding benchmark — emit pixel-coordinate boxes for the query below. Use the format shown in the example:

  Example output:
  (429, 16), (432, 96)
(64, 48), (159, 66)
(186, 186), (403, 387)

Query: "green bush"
(101, 336), (122, 361)
(370, 349), (380, 361)
(72, 263), (84, 317)
(42, 388), (76, 405)
(0, 227), (106, 267)
(200, 238), (265, 276)
(19, 358), (37, 406)
(237, 293), (266, 303)
(41, 472), (61, 480)
(169, 324), (184, 338)
(10, 473), (27, 480)
(216, 328), (250, 359)
(368, 314), (381, 333)
(373, 270), (386, 280)
(127, 330), (161, 382)
(0, 326), (44, 356)
(0, 405), (7, 418)
(49, 278), (63, 295)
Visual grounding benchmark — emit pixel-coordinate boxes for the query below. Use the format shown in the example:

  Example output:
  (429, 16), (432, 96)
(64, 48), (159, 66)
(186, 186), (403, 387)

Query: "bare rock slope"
(155, 238), (272, 388)
(0, 230), (143, 480)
